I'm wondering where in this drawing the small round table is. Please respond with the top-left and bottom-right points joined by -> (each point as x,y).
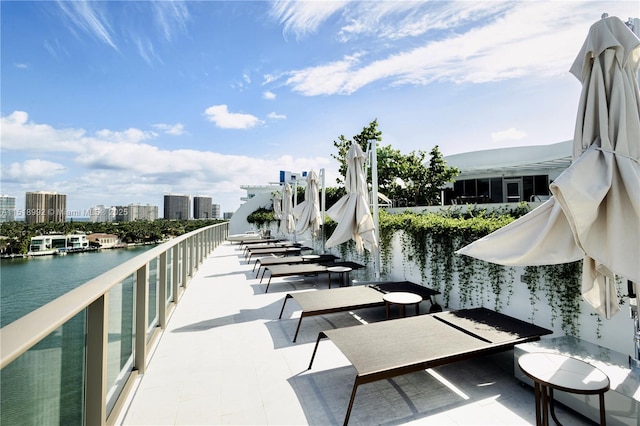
326,266 -> 352,288
382,292 -> 423,319
301,254 -> 320,262
518,352 -> 610,426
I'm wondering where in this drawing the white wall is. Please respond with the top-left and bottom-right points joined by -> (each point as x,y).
236,206 -> 636,358
228,192 -> 274,234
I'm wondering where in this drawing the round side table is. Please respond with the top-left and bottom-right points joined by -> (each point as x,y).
301,254 -> 320,262
326,266 -> 352,288
518,352 -> 610,426
382,292 -> 423,319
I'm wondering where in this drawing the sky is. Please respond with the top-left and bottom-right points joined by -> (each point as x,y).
1,1 -> 638,217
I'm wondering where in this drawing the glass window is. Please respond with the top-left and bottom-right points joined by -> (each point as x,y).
477,179 -> 490,202
523,176 -> 534,202
490,178 -> 503,203
534,175 -> 549,195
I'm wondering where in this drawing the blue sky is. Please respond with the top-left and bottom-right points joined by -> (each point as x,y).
1,1 -> 638,216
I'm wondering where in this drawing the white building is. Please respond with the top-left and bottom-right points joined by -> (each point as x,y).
89,205 -> 116,223
443,140 -> 572,204
0,195 -> 16,222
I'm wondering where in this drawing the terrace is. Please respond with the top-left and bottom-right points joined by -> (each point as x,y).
2,223 -> 636,425
118,239 -> 593,425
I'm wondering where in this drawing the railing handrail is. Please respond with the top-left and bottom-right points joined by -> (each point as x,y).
0,223 -> 225,369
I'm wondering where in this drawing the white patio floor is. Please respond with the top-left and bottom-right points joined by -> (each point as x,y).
119,241 -> 594,425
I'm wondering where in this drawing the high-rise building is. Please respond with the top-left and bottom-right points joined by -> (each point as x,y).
128,203 -> 158,221
212,204 -> 221,219
164,194 -> 190,220
89,205 -> 115,222
25,191 -> 67,224
0,195 -> 16,222
193,196 -> 212,219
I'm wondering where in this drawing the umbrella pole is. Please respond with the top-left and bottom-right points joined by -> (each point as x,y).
624,17 -> 640,370
630,280 -> 640,370
369,140 -> 381,278
320,168 -> 326,254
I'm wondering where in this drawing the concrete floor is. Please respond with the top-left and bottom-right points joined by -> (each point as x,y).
119,241 -> 595,425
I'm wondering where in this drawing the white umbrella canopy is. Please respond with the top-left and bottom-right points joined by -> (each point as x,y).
273,192 -> 282,220
292,170 -> 322,237
457,15 -> 640,319
279,183 -> 295,235
326,143 -> 378,254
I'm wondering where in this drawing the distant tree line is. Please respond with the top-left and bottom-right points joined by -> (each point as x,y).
0,219 -> 225,255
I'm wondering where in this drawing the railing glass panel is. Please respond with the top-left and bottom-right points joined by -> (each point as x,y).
106,275 -> 135,416
178,242 -> 183,287
148,257 -> 159,332
0,311 -> 86,425
166,249 -> 173,305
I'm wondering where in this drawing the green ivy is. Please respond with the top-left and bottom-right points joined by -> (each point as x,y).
248,204 -> 585,336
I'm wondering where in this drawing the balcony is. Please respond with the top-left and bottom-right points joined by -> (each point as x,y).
0,225 -> 614,425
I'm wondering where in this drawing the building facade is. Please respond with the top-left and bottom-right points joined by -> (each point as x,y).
193,196 -> 213,219
89,205 -> 115,223
164,194 -> 190,220
443,141 -> 572,205
25,191 -> 67,224
0,195 -> 16,222
127,204 -> 158,221
212,204 -> 221,219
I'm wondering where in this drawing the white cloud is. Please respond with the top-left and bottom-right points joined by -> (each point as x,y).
14,63 -> 28,69
153,123 -> 185,135
0,112 -> 339,212
151,0 -> 189,42
269,0 -> 348,38
56,1 -> 117,50
267,112 -> 286,120
263,91 -> 276,100
203,105 -> 263,129
491,128 -> 528,143
95,128 -> 157,143
274,1 -> 615,95
0,111 -> 85,152
1,159 -> 66,182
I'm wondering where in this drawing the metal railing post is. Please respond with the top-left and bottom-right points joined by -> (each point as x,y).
158,252 -> 167,329
85,294 -> 108,426
135,265 -> 148,374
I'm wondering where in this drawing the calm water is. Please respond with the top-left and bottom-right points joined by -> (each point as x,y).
0,245 -> 156,327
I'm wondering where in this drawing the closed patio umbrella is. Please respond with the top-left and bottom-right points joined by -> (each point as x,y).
279,183 -> 295,235
326,143 -> 378,254
292,170 -> 322,237
457,15 -> 640,319
273,191 -> 282,220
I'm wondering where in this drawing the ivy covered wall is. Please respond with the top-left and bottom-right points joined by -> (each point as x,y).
251,207 -> 634,355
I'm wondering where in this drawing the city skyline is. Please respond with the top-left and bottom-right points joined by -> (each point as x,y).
1,1 -> 638,214
1,192 -> 221,221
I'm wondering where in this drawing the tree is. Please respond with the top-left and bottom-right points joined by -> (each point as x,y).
331,120 -> 459,207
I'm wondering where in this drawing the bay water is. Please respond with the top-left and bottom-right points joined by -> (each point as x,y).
1,245 -> 157,425
1,245 -> 155,327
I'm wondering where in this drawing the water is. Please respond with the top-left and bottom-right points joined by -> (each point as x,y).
1,245 -> 156,425
1,245 -> 155,327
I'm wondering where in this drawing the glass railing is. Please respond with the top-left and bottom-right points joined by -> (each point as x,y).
0,222 -> 228,426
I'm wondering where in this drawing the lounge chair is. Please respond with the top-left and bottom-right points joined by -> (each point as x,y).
261,261 -> 365,293
245,245 -> 311,263
307,307 -> 553,425
253,253 -> 339,276
278,281 -> 440,342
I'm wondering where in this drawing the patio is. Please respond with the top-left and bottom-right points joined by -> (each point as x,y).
119,241 -> 594,425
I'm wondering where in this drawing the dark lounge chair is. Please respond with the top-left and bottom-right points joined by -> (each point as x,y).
261,261 -> 365,293
245,246 -> 312,263
307,307 -> 553,425
253,253 -> 339,277
278,281 -> 440,342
